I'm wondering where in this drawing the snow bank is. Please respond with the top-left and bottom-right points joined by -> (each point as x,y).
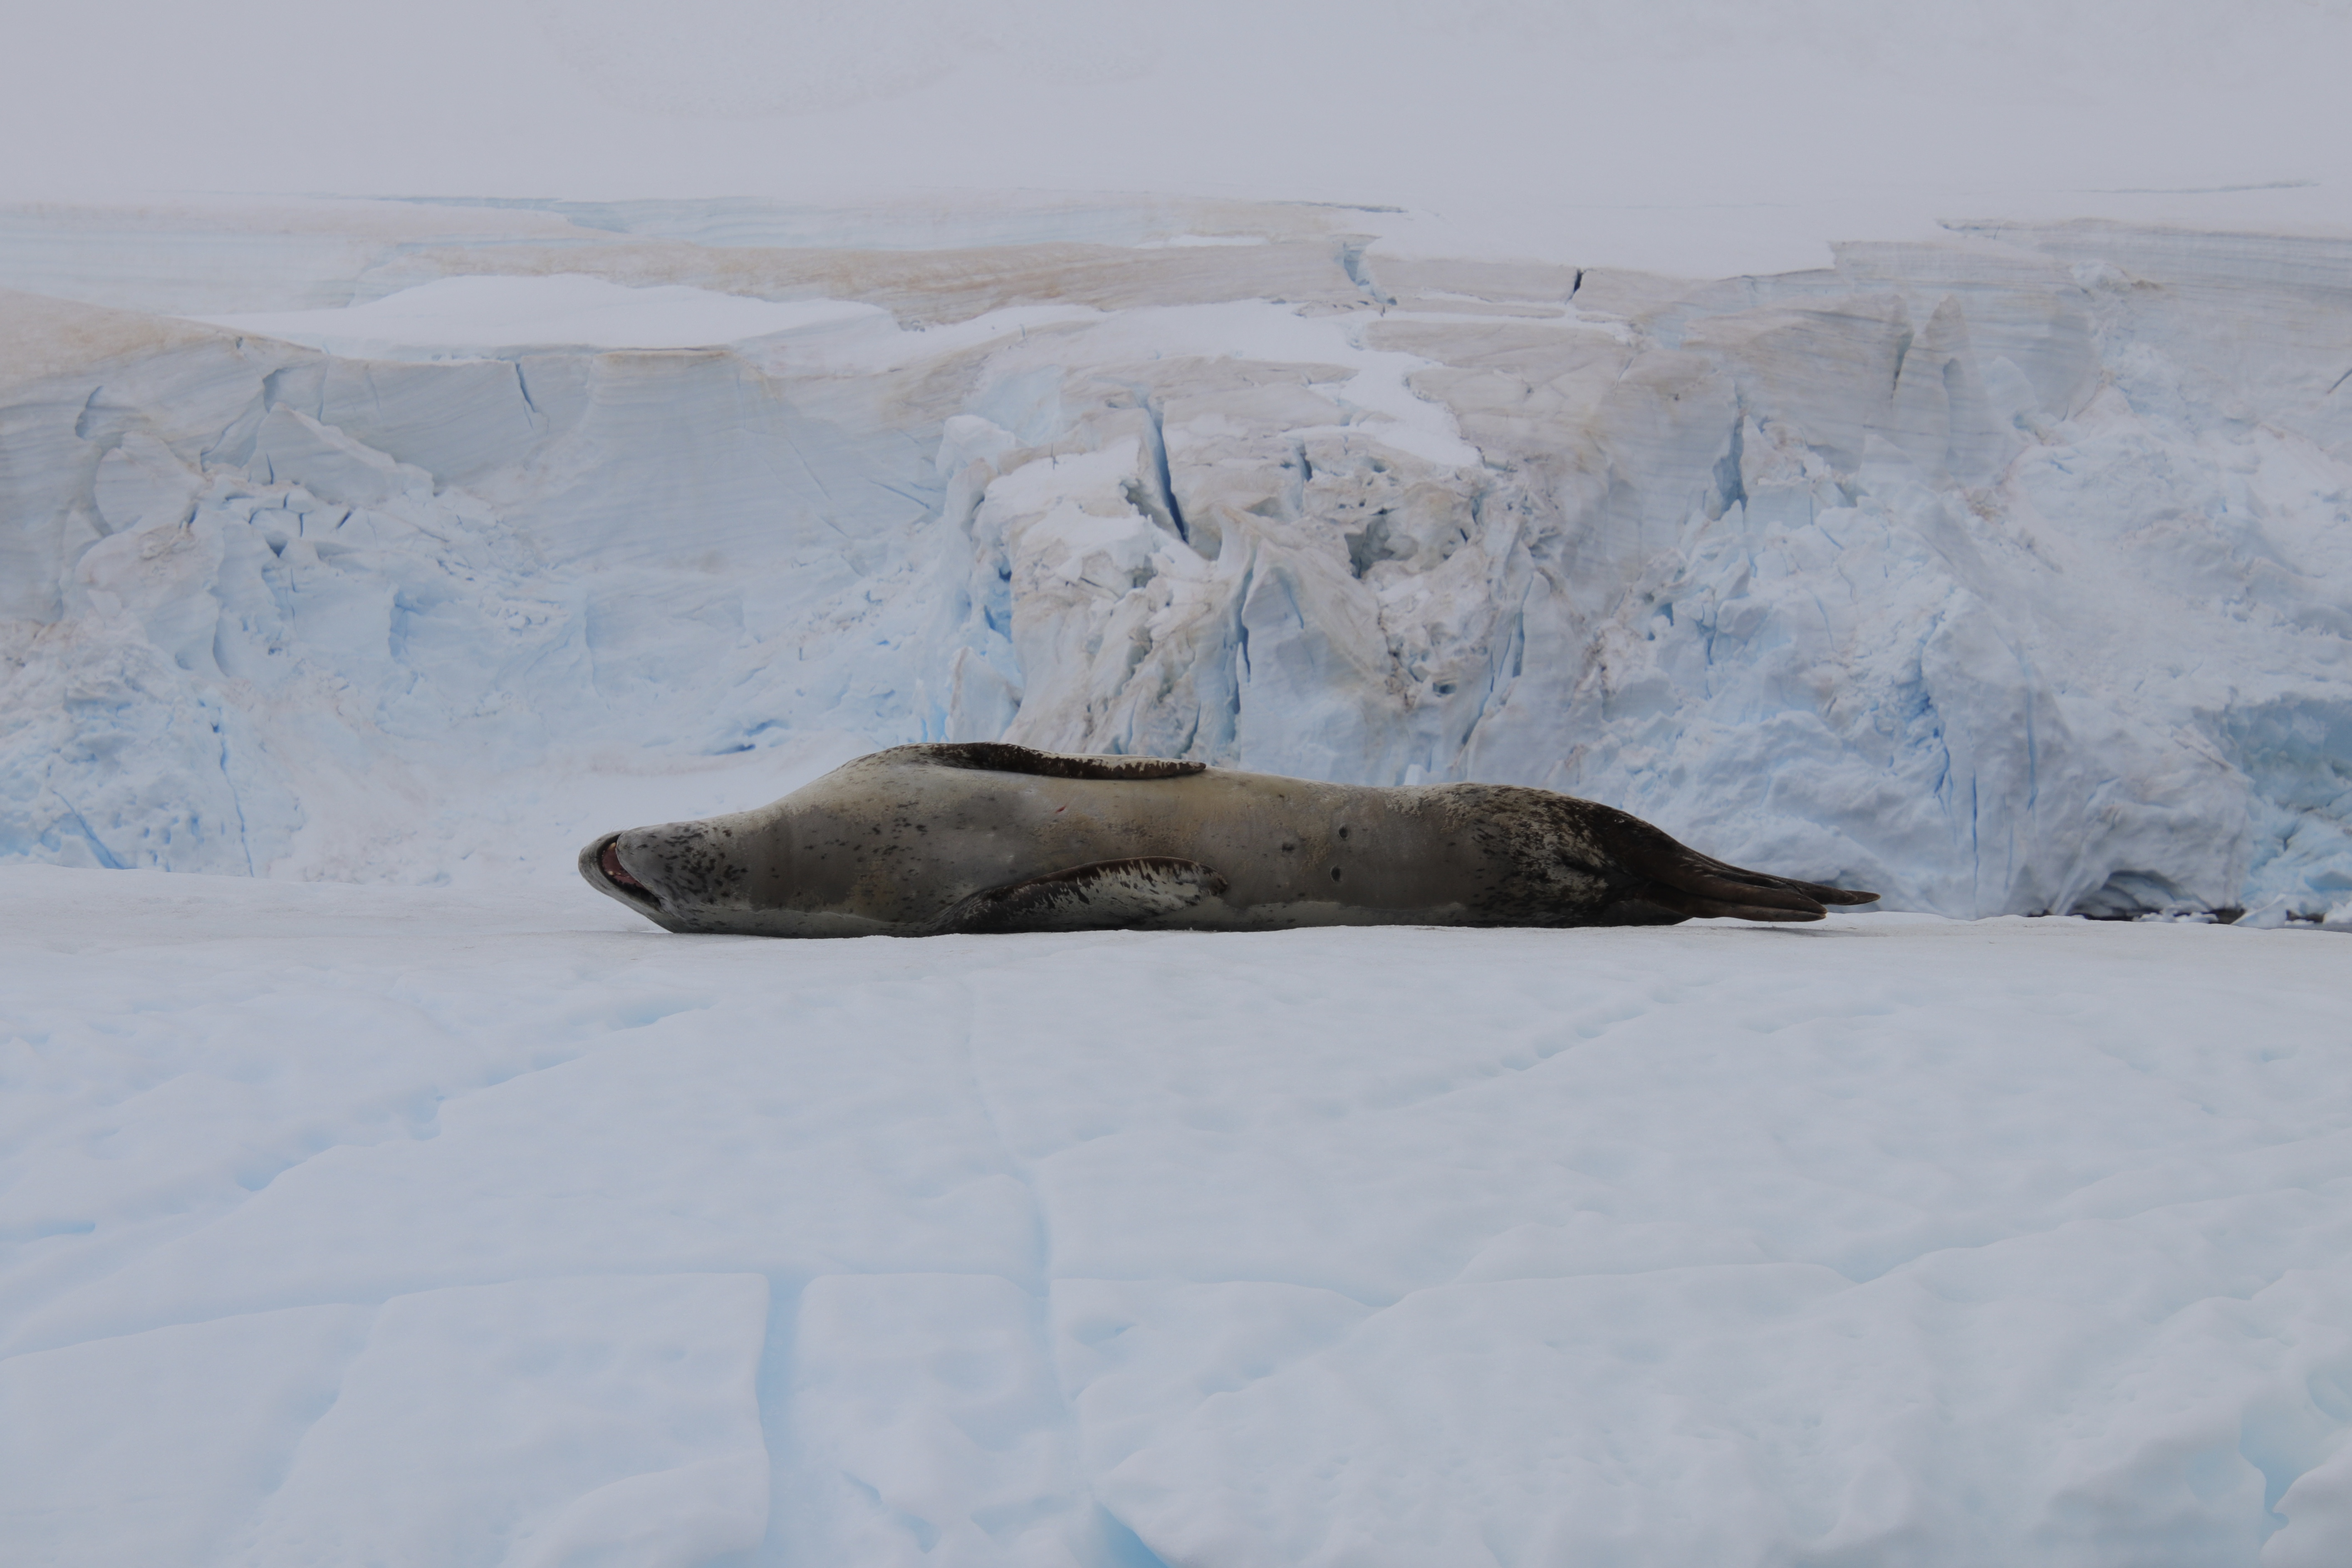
200,274 -> 890,357
2,867 -> 2347,1565
2,203 -> 2346,918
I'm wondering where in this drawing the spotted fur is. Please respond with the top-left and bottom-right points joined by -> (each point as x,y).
580,744 -> 1877,936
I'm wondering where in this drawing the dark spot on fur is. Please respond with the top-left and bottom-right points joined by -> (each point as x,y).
1331,866 -> 1344,882
1337,825 -> 1350,839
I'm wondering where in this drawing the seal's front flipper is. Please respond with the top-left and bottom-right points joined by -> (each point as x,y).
896,742 -> 1207,782
920,858 -> 1230,936
1574,801 -> 1879,925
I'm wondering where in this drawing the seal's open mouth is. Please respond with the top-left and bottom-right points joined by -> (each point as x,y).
594,835 -> 662,909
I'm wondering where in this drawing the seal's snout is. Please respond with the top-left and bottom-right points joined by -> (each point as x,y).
580,830 -> 664,914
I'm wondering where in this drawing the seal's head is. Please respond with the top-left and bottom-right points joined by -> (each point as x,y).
579,817 -> 761,932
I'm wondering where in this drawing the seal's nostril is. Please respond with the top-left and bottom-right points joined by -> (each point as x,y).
601,841 -> 646,891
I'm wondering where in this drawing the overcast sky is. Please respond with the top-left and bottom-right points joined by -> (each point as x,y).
8,1 -> 2349,271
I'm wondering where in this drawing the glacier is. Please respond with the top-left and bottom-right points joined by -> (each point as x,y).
2,198 -> 2350,921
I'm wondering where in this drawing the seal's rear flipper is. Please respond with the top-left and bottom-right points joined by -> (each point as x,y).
1575,801 -> 1879,925
921,857 -> 1230,936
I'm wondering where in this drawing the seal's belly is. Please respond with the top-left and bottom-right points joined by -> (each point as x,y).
788,765 -> 1487,929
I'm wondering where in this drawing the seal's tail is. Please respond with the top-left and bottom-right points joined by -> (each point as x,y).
1579,802 -> 1879,924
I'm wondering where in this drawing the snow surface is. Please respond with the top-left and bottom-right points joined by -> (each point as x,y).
198,276 -> 889,357
3,865 -> 2348,1566
2,205 -> 2348,919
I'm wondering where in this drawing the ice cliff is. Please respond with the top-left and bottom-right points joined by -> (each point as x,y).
1,200 -> 2347,920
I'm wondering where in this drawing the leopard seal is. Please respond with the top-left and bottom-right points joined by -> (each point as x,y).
579,742 -> 1877,936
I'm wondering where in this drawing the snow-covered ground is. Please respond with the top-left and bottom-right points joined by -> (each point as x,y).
2,865 -> 2347,1566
